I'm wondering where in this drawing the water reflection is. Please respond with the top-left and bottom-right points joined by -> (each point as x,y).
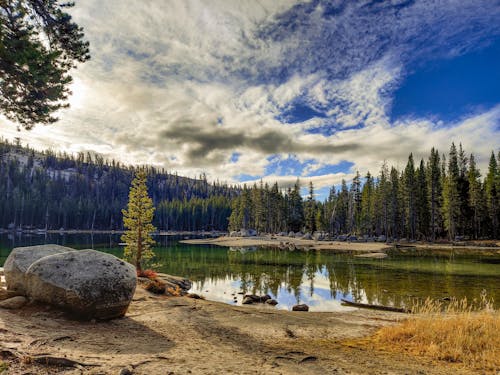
1,234 -> 499,311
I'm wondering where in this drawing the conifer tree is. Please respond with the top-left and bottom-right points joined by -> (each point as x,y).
360,171 -> 375,235
442,143 -> 461,240
485,152 -> 499,238
121,170 -> 157,272
427,148 -> 442,240
304,181 -> 316,233
404,154 -> 417,239
468,154 -> 484,239
416,159 -> 430,239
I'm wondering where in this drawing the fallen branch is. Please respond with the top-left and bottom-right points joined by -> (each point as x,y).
340,299 -> 410,313
27,355 -> 100,368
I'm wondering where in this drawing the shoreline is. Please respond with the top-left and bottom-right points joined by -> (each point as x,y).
181,235 -> 500,256
0,286 -> 471,374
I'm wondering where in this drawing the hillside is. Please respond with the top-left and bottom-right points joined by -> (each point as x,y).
0,139 -> 237,232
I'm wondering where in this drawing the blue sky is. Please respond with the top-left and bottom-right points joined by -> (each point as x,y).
1,0 -> 499,199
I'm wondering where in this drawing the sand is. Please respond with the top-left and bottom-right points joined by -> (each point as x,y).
181,236 -> 500,256
0,286 -> 477,375
181,236 -> 390,253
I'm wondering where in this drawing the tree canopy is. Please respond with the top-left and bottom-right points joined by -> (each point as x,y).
0,0 -> 89,129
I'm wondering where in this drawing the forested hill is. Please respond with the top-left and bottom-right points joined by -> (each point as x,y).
0,139 -> 237,231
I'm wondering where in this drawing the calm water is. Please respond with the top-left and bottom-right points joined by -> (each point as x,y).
1,233 -> 499,311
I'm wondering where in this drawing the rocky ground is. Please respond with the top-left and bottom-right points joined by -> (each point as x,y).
0,285 -> 478,375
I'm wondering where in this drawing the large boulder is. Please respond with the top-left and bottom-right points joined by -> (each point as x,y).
25,250 -> 136,320
3,244 -> 73,294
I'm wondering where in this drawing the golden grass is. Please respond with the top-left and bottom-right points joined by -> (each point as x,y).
374,292 -> 500,372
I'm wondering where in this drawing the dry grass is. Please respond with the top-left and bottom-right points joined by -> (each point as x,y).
375,292 -> 500,373
143,278 -> 167,294
166,284 -> 182,297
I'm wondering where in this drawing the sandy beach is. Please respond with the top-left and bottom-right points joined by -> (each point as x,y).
0,286 -> 476,375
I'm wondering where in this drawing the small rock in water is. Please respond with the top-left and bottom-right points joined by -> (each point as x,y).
0,296 -> 28,309
242,296 -> 254,305
292,304 -> 309,312
265,299 -> 278,306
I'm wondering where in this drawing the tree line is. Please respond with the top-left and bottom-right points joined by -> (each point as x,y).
1,139 -> 499,239
229,143 -> 500,240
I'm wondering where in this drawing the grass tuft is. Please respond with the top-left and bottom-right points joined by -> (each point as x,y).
375,291 -> 500,372
143,278 -> 166,294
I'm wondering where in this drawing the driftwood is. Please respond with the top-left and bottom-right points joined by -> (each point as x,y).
28,355 -> 99,367
340,299 -> 410,313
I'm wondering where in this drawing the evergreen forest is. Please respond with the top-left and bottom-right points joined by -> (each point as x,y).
1,139 -> 499,240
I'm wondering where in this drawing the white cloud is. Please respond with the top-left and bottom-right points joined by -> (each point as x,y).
1,0 -> 498,191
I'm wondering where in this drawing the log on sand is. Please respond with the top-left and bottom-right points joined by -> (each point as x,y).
340,299 -> 410,313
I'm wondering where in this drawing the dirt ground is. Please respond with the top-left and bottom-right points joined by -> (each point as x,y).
0,287 -> 477,375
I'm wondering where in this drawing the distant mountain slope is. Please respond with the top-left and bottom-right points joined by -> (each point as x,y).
0,139 -> 237,231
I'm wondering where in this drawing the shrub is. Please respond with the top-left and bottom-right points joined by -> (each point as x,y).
137,269 -> 158,279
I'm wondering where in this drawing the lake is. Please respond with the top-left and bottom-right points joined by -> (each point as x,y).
1,233 -> 499,311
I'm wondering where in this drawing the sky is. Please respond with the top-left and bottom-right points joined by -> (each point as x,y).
1,0 -> 500,199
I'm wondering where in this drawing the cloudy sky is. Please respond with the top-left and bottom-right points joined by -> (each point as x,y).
1,0 -> 500,197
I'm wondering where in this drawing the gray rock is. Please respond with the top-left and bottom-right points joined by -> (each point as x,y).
302,233 -> 313,240
292,304 -> 309,311
265,299 -> 278,306
229,231 -> 239,237
3,244 -> 74,294
313,232 -> 324,241
288,231 -> 295,238
243,294 -> 271,304
242,296 -> 254,304
0,296 -> 28,309
25,249 -> 136,320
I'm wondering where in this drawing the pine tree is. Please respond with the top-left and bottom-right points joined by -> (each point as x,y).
416,159 -> 430,239
389,167 -> 401,239
349,171 -> 362,234
468,154 -> 484,239
288,180 -> 304,232
377,162 -> 391,237
427,148 -> 442,241
304,181 -> 316,233
485,152 -> 499,238
121,170 -> 157,272
360,171 -> 374,235
442,143 -> 461,240
404,154 -> 417,239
